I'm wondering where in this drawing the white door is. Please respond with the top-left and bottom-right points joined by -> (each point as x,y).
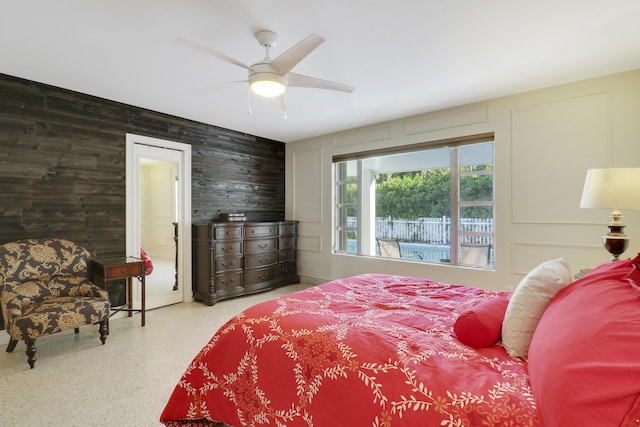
126,134 -> 192,310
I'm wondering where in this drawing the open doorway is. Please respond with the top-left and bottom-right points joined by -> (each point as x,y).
126,134 -> 192,311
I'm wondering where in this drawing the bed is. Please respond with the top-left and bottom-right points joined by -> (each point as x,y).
161,255 -> 640,427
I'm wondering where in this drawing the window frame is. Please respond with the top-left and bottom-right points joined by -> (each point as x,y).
332,133 -> 494,268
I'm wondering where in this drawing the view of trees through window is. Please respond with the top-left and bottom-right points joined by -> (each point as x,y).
334,138 -> 494,268
376,167 -> 492,220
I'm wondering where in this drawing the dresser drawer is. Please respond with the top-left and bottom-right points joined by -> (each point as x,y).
278,261 -> 297,277
215,256 -> 243,272
214,272 -> 243,290
245,224 -> 277,238
98,261 -> 144,280
244,266 -> 277,286
215,240 -> 243,257
245,252 -> 277,269
278,222 -> 297,236
278,249 -> 296,262
244,238 -> 276,254
213,224 -> 243,240
278,236 -> 296,250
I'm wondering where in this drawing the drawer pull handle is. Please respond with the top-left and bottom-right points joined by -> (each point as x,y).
258,272 -> 271,279
121,268 -> 130,274
221,278 -> 235,285
258,243 -> 268,249
221,246 -> 233,252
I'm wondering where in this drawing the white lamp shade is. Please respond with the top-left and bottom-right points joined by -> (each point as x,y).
580,168 -> 640,210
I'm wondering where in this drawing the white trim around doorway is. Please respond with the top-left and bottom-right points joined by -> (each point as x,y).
125,133 -> 192,310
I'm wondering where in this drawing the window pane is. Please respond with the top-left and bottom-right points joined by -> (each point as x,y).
346,183 -> 358,214
459,141 -> 493,166
460,205 -> 493,220
460,174 -> 493,202
335,160 -> 358,253
376,169 -> 451,220
336,228 -> 357,254
457,142 -> 494,267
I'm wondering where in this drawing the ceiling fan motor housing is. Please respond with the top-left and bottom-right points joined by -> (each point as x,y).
249,62 -> 287,97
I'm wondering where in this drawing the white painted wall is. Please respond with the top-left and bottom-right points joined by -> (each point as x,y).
286,69 -> 640,291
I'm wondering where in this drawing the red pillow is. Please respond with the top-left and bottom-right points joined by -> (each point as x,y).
579,254 -> 638,280
528,257 -> 640,426
454,294 -> 510,348
626,264 -> 640,287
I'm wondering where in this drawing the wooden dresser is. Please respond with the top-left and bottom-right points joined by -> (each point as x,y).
192,221 -> 299,305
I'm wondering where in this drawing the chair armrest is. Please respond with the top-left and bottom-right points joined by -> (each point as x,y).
49,275 -> 108,299
78,282 -> 109,299
1,283 -> 27,323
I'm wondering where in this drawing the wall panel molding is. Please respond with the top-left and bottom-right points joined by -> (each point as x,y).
511,92 -> 612,224
404,105 -> 489,135
298,234 -> 323,252
292,147 -> 323,222
333,125 -> 392,147
510,241 -> 604,275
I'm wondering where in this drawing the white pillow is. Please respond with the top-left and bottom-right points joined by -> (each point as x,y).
501,257 -> 572,358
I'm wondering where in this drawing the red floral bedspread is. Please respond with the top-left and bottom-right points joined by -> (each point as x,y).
161,274 -> 538,427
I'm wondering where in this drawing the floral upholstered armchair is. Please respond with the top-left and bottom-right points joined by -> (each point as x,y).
0,238 -> 110,368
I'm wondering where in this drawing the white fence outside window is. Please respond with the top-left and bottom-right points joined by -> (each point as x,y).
347,216 -> 493,245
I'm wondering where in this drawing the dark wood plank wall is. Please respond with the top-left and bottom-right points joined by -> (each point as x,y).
0,73 -> 286,259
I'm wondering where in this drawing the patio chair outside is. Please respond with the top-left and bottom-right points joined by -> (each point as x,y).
376,238 -> 422,260
459,243 -> 492,266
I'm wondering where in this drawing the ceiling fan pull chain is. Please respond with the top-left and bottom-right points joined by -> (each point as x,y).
283,93 -> 288,119
247,86 -> 252,115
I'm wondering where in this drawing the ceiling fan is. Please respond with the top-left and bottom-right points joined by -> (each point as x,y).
176,31 -> 355,98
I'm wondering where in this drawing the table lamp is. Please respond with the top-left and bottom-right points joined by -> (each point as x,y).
580,168 -> 640,261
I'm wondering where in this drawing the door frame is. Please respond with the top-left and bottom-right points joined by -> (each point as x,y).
125,133 -> 192,308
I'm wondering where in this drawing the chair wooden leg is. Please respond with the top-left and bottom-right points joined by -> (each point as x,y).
6,339 -> 18,353
98,320 -> 108,345
25,337 -> 37,369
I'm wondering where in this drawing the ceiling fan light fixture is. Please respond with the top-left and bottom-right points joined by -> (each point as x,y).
249,72 -> 286,97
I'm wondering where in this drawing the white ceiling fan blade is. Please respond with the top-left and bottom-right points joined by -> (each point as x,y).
175,38 -> 254,71
195,80 -> 248,94
288,73 -> 355,93
270,34 -> 325,75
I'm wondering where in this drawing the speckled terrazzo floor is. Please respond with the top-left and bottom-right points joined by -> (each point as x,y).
0,283 -> 312,427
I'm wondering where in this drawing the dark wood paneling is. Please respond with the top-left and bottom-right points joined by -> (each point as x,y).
0,73 -> 286,258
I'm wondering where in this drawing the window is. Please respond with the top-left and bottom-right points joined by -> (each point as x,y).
333,134 -> 494,268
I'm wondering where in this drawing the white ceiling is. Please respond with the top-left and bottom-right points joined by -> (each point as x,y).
2,1 -> 640,143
